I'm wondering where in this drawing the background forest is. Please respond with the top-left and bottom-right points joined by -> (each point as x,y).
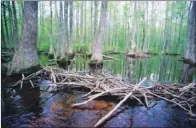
1,1 -> 189,56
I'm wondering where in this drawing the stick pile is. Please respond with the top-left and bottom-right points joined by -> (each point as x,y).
11,66 -> 196,127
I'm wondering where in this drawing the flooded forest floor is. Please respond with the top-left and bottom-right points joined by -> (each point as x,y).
1,52 -> 196,127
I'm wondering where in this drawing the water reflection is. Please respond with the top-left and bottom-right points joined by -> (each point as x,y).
39,54 -> 187,83
60,54 -> 184,83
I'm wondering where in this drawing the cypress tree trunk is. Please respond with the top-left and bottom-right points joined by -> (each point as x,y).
181,1 -> 196,82
144,1 -> 148,52
94,1 -> 98,35
184,2 -> 196,62
131,2 -> 136,52
12,1 -> 19,50
89,1 -> 93,53
49,1 -> 54,55
7,1 -> 39,75
63,1 -> 68,54
55,1 -> 60,58
162,2 -> 169,53
141,4 -> 145,50
1,15 -> 5,48
76,2 -> 79,39
177,3 -> 186,53
80,1 -> 84,51
1,2 -> 6,48
59,1 -> 63,58
7,2 -> 14,48
84,1 -> 87,43
68,1 -> 73,54
90,0 -> 107,64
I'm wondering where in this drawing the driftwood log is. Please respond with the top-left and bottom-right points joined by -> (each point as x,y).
10,66 -> 196,127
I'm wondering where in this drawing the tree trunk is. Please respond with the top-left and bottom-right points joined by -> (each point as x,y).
2,2 -> 8,48
90,0 -> 108,63
7,2 -> 14,48
12,1 -> 19,50
1,15 -> 5,48
19,1 -> 24,40
89,1 -> 93,53
59,1 -> 63,58
63,1 -> 68,54
39,2 -> 42,43
184,1 -> 196,62
181,1 -> 196,83
167,1 -> 174,53
68,1 -> 73,54
55,2 -> 60,58
94,1 -> 98,35
84,1 -> 87,43
49,1 -> 54,54
162,1 -> 169,53
131,2 -> 136,52
125,22 -> 129,52
76,2 -> 79,39
177,2 -> 186,53
80,1 -> 84,51
7,1 -> 39,75
144,1 -> 148,52
141,4 -> 145,50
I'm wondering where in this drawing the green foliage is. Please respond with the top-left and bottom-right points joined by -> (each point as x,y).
39,54 -> 49,66
37,42 -> 49,51
73,43 -> 89,53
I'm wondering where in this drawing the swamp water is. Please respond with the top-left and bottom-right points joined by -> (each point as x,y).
2,54 -> 196,127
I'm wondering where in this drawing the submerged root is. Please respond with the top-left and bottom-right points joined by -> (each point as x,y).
11,66 -> 196,127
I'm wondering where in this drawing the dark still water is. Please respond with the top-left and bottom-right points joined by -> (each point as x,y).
2,54 -> 196,127
2,84 -> 195,128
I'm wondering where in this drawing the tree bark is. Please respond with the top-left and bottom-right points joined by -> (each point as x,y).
68,0 -> 73,54
12,1 -> 19,50
7,2 -> 14,48
144,1 -> 148,52
63,1 -> 68,55
89,2 -> 94,53
91,0 -> 108,63
94,1 -> 98,35
76,2 -> 79,39
84,1 -> 87,43
181,1 -> 196,83
177,3 -> 185,53
7,1 -> 39,75
55,1 -> 60,58
131,2 -> 136,52
162,1 -> 169,53
141,3 -> 145,50
184,1 -> 196,62
49,1 -> 54,54
80,1 -> 84,51
59,1 -> 63,58
1,2 -> 8,48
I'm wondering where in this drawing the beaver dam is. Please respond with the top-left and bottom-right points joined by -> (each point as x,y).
8,66 -> 196,127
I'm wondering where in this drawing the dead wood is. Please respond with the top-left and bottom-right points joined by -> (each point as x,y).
10,66 -> 196,126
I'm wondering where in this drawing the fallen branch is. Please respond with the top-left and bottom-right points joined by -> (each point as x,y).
94,77 -> 147,127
